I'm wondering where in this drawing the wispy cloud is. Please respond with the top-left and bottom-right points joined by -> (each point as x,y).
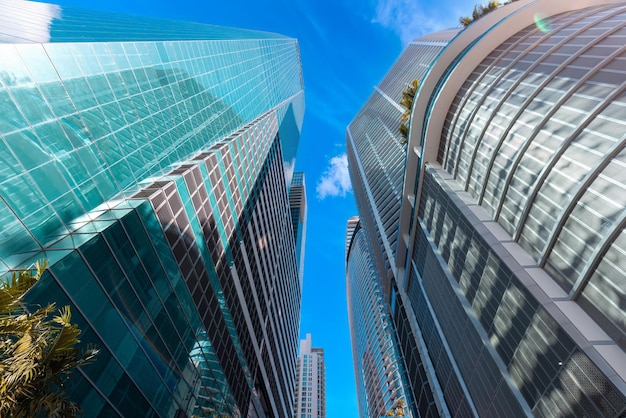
316,154 -> 352,199
372,0 -> 474,44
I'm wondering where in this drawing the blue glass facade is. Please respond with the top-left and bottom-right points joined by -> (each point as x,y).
345,217 -> 412,418
1,1 -> 305,417
289,172 -> 307,287
26,198 -> 239,417
0,1 -> 304,273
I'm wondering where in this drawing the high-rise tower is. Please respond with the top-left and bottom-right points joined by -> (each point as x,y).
348,0 -> 626,416
346,28 -> 459,298
0,1 -> 305,417
294,334 -> 326,418
346,28 -> 459,418
289,171 -> 307,286
346,216 -> 411,418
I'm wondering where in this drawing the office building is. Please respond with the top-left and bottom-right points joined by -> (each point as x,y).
346,216 -> 411,418
0,1 -> 305,417
347,27 -> 459,298
347,0 -> 626,416
347,27 -> 459,418
289,171 -> 307,286
294,334 -> 326,418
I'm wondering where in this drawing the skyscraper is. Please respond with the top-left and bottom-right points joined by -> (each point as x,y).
347,27 -> 460,299
294,334 -> 326,418
347,27 -> 459,418
348,0 -> 626,416
346,216 -> 411,418
289,171 -> 307,286
0,1 -> 305,417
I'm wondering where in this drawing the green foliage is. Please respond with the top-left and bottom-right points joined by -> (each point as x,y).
0,261 -> 98,418
398,79 -> 419,144
459,16 -> 473,27
459,1 -> 500,27
384,398 -> 407,417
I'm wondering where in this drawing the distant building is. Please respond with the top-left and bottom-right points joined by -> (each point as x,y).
289,172 -> 307,286
0,1 -> 305,416
348,0 -> 626,416
294,334 -> 326,418
346,216 -> 412,418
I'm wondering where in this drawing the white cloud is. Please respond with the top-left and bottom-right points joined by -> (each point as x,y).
316,154 -> 352,199
372,0 -> 474,44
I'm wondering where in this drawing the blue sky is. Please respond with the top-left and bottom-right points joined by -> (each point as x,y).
52,0 -> 476,415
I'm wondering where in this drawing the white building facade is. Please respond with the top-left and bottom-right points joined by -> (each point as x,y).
294,334 -> 326,418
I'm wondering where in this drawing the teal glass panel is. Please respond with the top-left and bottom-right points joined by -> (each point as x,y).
58,114 -> 92,148
29,161 -> 70,203
10,86 -> 54,125
75,239 -> 176,414
22,204 -> 66,245
56,156 -> 89,187
0,134 -> 24,177
0,199 -> 39,266
39,83 -> 76,116
1,171 -> 43,218
24,265 -> 158,417
0,89 -> 29,132
0,44 -> 32,87
15,44 -> 60,83
35,121 -> 75,154
3,129 -> 47,170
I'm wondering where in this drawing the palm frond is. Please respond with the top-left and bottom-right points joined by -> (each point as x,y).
0,260 -> 97,417
0,261 -> 45,314
460,16 -> 473,26
397,79 -> 419,145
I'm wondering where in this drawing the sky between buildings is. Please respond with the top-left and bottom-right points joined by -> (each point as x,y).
48,0 -> 478,415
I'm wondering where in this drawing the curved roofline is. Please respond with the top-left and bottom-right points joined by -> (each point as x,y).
395,0 -> 626,401
396,0 -> 625,283
345,216 -> 362,265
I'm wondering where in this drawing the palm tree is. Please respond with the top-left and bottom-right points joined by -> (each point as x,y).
460,1 -> 499,27
459,15 -> 473,27
398,79 -> 419,144
481,1 -> 499,15
0,261 -> 98,417
472,4 -> 482,21
384,398 -> 407,416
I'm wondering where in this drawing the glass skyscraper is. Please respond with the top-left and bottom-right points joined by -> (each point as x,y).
289,171 -> 307,287
346,28 -> 459,299
346,28 -> 459,418
348,0 -> 626,417
0,1 -> 305,417
346,216 -> 411,418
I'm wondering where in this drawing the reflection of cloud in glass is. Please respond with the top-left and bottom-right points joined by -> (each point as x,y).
0,1 -> 61,43
284,158 -> 295,185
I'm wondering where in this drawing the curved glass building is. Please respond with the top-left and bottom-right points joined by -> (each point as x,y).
346,216 -> 412,418
349,0 -> 626,416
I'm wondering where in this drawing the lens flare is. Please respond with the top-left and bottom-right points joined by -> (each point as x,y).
534,13 -> 552,33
